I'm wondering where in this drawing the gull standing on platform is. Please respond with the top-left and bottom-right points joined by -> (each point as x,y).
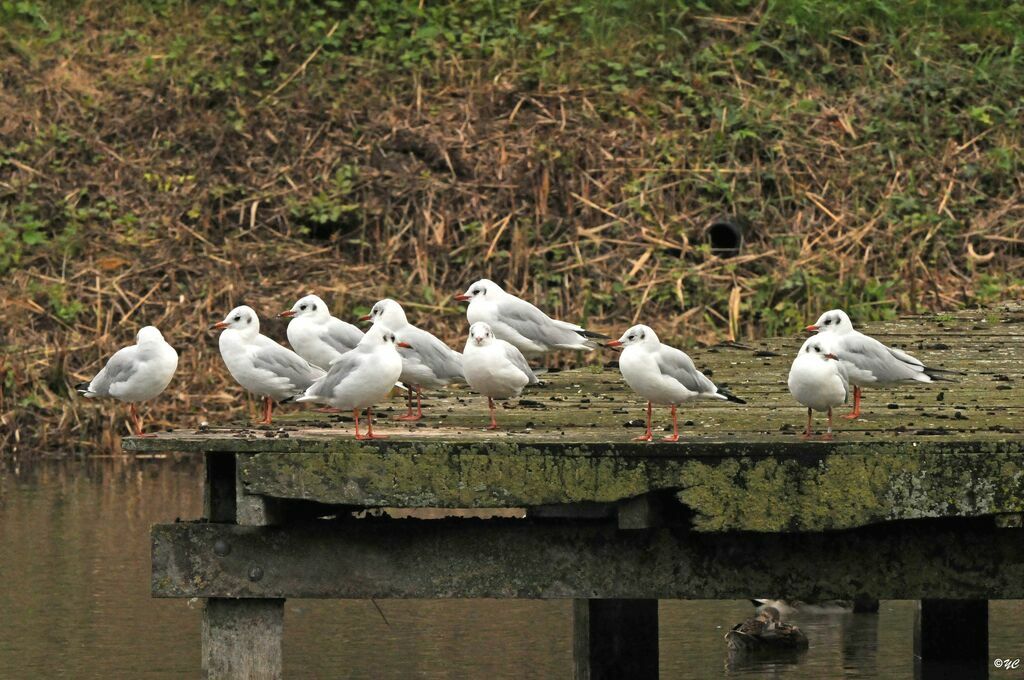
788,336 -> 848,440
76,326 -> 178,437
361,299 -> 464,421
279,294 -> 363,369
807,309 -> 957,419
608,325 -> 745,442
214,305 -> 325,424
455,279 -> 607,357
462,321 -> 539,429
297,325 -> 410,439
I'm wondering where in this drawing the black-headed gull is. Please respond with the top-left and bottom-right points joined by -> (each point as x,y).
455,279 -> 607,357
806,309 -> 956,419
607,324 -> 745,442
360,298 -> 464,421
76,326 -> 178,437
278,294 -> 363,370
213,305 -> 325,424
297,325 -> 410,439
462,321 -> 538,429
788,336 -> 848,440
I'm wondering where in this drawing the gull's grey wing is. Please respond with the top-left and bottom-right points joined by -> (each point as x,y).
838,333 -> 922,381
86,345 -> 139,396
252,340 -> 325,391
304,351 -> 364,399
886,344 -> 925,369
656,346 -> 717,394
503,341 -> 539,385
497,297 -> 584,347
405,325 -> 464,381
322,318 -> 364,354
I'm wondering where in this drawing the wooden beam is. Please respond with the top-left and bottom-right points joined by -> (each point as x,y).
152,517 -> 1024,600
576,599 -> 658,680
203,598 -> 284,680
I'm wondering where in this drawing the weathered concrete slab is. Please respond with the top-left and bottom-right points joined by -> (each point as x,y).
232,445 -> 1024,532
152,517 -> 1024,600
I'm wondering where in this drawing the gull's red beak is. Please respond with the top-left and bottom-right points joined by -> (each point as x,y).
278,310 -> 296,318
825,352 -> 838,360
454,293 -> 470,302
805,324 -> 819,332
396,341 -> 413,349
358,314 -> 372,322
606,340 -> 623,348
211,321 -> 229,330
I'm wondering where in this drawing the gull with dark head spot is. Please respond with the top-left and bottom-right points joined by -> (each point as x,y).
807,309 -> 959,419
360,298 -> 463,421
279,294 -> 363,370
213,305 -> 325,424
455,279 -> 607,357
297,325 -> 409,439
76,326 -> 178,437
462,321 -> 539,430
788,336 -> 848,440
607,324 -> 745,442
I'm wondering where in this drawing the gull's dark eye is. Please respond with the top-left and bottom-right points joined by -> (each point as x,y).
300,304 -> 307,311
627,335 -> 635,341
234,315 -> 241,321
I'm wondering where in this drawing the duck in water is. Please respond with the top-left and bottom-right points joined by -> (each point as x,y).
725,606 -> 809,652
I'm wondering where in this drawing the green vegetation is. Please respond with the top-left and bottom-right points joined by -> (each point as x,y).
1,0 -> 1022,450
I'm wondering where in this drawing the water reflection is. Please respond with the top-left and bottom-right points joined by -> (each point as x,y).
3,457 -> 1024,678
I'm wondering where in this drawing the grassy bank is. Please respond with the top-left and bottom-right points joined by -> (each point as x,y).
2,0 -> 1022,453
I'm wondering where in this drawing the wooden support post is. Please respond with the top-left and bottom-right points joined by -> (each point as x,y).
201,451 -> 285,678
914,599 -> 988,667
203,598 -> 284,680
573,599 -> 658,680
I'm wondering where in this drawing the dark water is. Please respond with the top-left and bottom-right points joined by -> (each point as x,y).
2,457 -> 1024,679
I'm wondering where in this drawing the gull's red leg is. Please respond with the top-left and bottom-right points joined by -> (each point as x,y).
634,401 -> 654,441
365,407 -> 387,439
257,397 -> 274,425
661,404 -> 680,442
801,408 -> 813,439
397,385 -> 423,421
487,397 -> 499,430
843,386 -> 862,419
353,409 -> 365,439
129,403 -> 155,437
822,407 -> 835,441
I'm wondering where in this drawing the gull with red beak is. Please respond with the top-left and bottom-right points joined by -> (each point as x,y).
455,279 -> 607,357
806,309 -> 959,419
279,294 -> 363,370
213,305 -> 325,424
462,321 -> 538,429
787,336 -> 849,440
297,325 -> 410,439
608,324 -> 745,442
76,326 -> 178,437
361,298 -> 463,421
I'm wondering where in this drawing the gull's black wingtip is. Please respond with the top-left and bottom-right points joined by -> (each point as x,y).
720,389 -> 746,405
576,329 -> 611,340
